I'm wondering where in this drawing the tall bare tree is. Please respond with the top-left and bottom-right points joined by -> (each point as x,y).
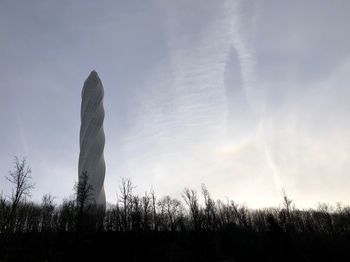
150,188 -> 158,231
142,192 -> 151,230
202,184 -> 216,230
2,157 -> 34,233
119,178 -> 134,230
182,188 -> 201,230
76,171 -> 94,212
158,195 -> 183,231
75,171 -> 94,231
41,194 -> 55,232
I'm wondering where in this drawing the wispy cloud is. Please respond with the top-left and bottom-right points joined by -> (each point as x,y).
224,0 -> 284,193
224,0 -> 258,109
1,0 -> 350,207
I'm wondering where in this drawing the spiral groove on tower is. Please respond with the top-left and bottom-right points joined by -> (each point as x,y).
78,70 -> 106,208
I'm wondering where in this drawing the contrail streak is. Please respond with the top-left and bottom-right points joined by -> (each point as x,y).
225,0 -> 257,109
225,0 -> 282,192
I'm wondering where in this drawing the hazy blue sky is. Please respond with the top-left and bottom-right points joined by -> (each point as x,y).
1,0 -> 350,208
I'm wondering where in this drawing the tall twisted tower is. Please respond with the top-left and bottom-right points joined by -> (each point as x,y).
78,70 -> 106,208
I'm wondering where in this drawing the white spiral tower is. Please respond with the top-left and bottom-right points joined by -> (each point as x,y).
78,70 -> 106,209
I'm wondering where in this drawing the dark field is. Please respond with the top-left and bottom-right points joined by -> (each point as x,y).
1,229 -> 350,262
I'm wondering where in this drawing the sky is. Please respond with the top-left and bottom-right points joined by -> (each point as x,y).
1,0 -> 350,208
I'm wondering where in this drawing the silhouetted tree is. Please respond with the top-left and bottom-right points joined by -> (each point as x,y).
158,195 -> 183,231
141,192 -> 152,230
119,178 -> 134,230
75,171 -> 94,231
151,188 -> 158,231
182,188 -> 201,230
0,192 -> 10,234
2,157 -> 34,234
40,194 -> 55,232
58,198 -> 75,232
202,184 -> 217,230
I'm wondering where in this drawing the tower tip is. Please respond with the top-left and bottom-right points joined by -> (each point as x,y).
82,70 -> 103,97
89,70 -> 99,78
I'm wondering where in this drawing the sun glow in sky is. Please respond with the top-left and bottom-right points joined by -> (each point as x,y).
1,0 -> 350,208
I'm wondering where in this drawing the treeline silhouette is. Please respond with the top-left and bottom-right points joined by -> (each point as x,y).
1,157 -> 350,261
